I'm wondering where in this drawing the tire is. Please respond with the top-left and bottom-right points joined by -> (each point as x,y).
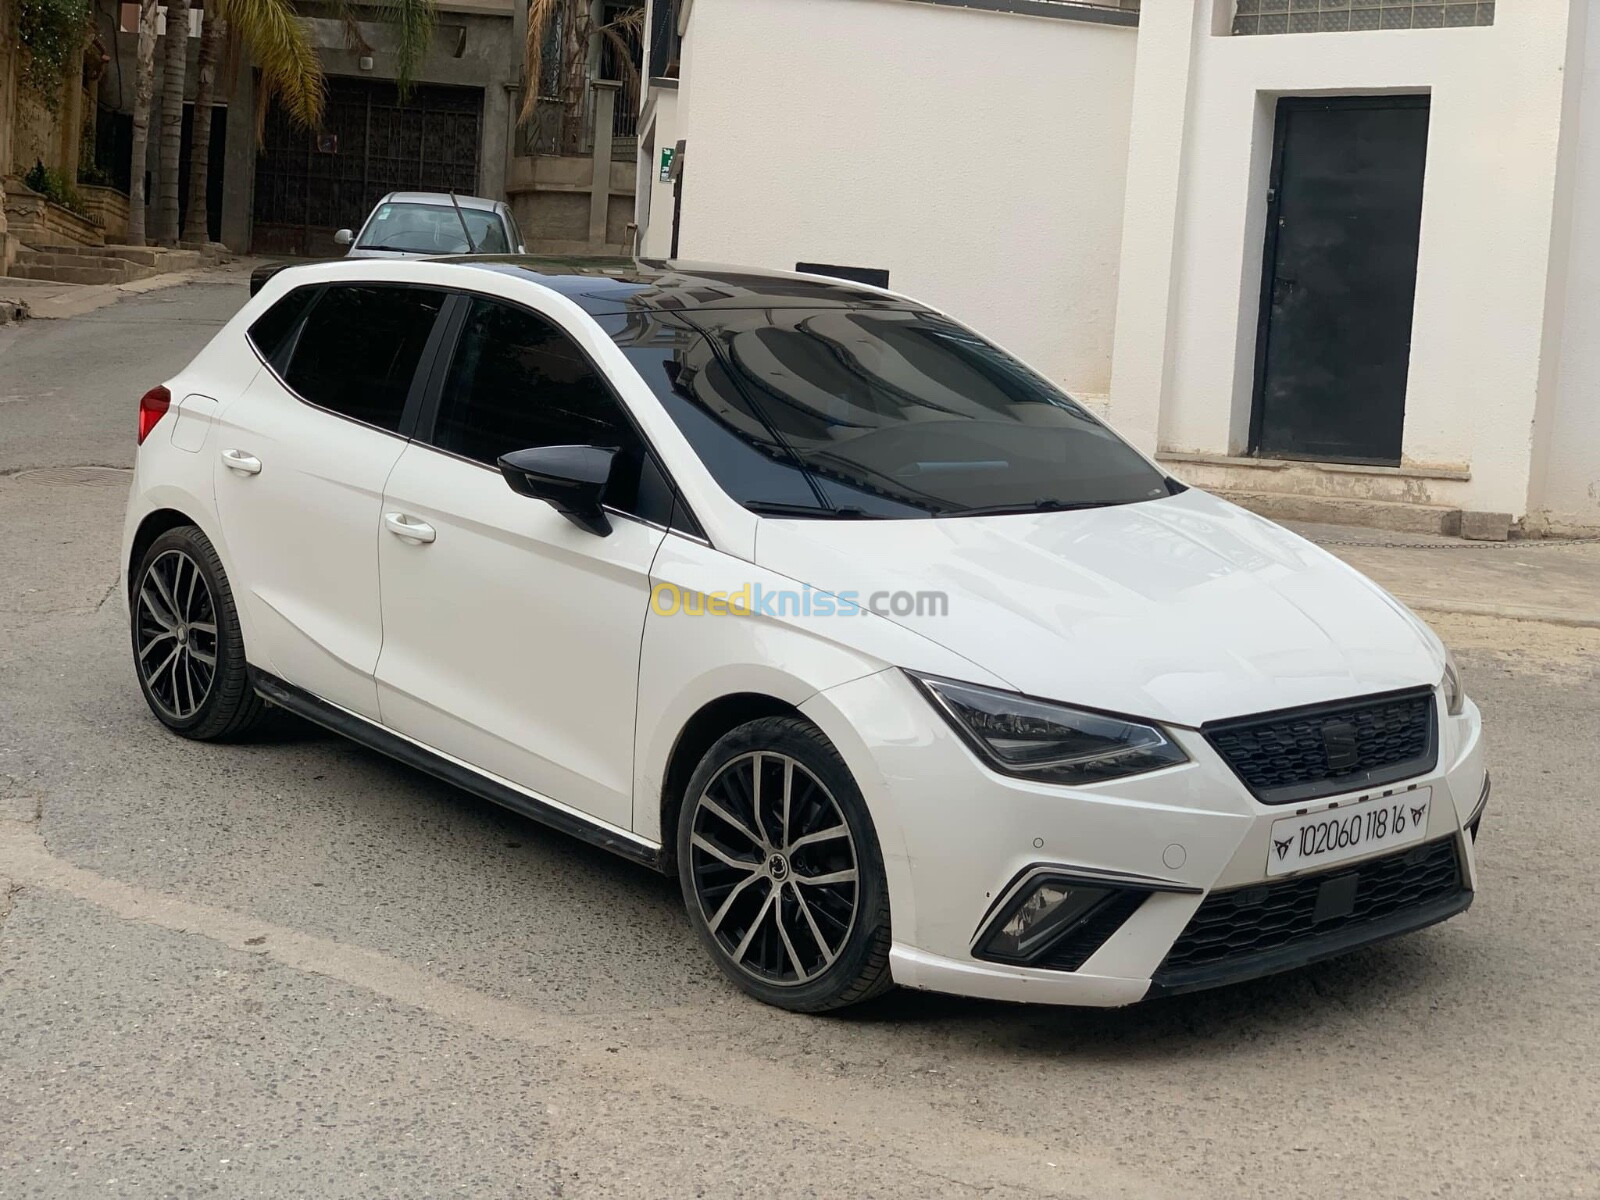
130,524 -> 271,741
677,715 -> 893,1012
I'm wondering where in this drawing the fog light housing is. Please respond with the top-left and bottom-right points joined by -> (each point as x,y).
983,882 -> 1110,963
974,873 -> 1165,972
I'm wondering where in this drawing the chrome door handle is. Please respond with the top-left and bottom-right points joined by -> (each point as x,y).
384,512 -> 436,544
220,448 -> 262,475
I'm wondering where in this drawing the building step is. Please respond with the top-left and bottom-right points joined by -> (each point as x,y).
5,263 -> 133,286
1216,489 -> 1463,535
1160,451 -> 1470,508
16,244 -> 211,273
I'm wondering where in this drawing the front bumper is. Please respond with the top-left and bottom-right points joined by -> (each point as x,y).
804,670 -> 1486,1007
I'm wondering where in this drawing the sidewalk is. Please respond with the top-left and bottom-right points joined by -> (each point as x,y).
0,258 -> 250,320
1287,521 -> 1600,629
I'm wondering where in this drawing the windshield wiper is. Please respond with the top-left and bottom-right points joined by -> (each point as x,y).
934,498 -> 1137,519
356,244 -> 424,253
743,501 -> 886,520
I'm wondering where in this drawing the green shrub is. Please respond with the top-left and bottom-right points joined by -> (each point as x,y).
24,160 -> 90,218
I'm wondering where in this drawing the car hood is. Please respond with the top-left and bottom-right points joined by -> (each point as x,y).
752,489 -> 1443,727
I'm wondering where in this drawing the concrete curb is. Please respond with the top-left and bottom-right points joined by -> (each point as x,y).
1395,594 -> 1600,629
6,267 -> 231,320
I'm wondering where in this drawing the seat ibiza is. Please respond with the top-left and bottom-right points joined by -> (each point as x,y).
123,258 -> 1488,1011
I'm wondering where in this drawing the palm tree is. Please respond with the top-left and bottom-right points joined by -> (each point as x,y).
180,8 -> 225,244
127,0 -> 159,246
175,0 -> 437,251
133,0 -> 322,247
521,0 -> 643,155
153,0 -> 191,244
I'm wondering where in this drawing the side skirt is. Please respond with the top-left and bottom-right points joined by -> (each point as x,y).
251,669 -> 665,872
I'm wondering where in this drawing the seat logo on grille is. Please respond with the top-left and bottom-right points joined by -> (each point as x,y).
1321,720 -> 1360,771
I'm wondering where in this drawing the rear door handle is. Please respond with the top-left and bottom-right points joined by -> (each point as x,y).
384,512 -> 436,544
220,448 -> 262,475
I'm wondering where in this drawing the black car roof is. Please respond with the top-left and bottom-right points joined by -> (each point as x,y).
432,256 -> 927,317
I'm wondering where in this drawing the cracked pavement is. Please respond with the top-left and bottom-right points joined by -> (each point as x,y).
1,280 -> 1598,1198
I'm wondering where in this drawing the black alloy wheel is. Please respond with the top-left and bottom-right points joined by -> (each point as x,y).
131,525 -> 270,740
678,716 -> 892,1011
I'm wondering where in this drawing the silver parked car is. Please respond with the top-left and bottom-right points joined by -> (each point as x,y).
250,192 -> 525,294
335,191 -> 525,258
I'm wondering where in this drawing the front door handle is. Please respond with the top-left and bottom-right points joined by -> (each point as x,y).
220,448 -> 262,475
384,512 -> 436,544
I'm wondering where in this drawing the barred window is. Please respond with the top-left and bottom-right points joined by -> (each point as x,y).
1231,0 -> 1493,35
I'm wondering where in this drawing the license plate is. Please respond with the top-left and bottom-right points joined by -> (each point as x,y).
1266,788 -> 1431,877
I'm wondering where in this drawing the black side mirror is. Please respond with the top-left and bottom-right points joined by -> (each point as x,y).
497,445 -> 618,536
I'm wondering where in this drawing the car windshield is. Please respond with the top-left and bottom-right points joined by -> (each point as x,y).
355,202 -> 509,254
603,306 -> 1174,518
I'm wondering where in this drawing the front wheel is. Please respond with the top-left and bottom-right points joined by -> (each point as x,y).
677,716 -> 893,1012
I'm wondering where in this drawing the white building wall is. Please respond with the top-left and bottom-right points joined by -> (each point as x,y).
637,84 -> 679,259
1540,5 -> 1600,535
1111,1 -> 1582,521
667,0 -> 1137,406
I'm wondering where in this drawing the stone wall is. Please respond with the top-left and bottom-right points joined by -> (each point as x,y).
78,183 -> 129,243
4,185 -> 107,248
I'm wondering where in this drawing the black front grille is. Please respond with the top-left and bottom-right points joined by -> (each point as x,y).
1205,687 -> 1436,804
1155,837 -> 1464,984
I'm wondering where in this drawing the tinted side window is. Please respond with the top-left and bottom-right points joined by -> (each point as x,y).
282,285 -> 445,432
431,298 -> 656,515
247,285 -> 316,366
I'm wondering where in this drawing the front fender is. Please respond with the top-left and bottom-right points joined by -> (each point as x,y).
629,534 -> 1002,844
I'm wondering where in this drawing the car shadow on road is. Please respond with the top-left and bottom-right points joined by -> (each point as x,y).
251,713 -> 1478,1053
830,934 -> 1474,1061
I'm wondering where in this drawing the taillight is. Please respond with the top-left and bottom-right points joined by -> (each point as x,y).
137,385 -> 172,445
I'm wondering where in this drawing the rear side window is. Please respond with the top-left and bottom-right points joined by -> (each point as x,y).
282,284 -> 445,433
247,285 -> 316,366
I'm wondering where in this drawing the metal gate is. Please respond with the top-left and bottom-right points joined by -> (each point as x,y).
1250,96 -> 1430,466
252,77 -> 483,257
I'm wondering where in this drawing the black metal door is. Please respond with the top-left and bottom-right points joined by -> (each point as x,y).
1251,96 -> 1430,465
252,77 -> 482,257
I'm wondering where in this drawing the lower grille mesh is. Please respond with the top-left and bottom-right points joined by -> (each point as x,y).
1158,838 -> 1463,977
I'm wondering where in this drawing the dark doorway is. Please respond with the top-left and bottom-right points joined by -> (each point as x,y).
176,102 -> 227,243
251,76 -> 482,257
1250,96 -> 1430,465
93,103 -> 224,242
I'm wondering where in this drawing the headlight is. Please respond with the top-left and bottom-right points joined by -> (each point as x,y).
1442,648 -> 1465,717
907,673 -> 1188,785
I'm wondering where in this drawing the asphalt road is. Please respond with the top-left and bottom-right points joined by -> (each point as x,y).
2,276 -> 1598,1199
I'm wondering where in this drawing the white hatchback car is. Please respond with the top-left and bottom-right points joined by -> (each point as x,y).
123,258 -> 1489,1012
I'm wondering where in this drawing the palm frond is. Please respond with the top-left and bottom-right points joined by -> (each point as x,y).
326,0 -> 373,56
596,7 -> 643,93
520,0 -> 562,124
373,0 -> 435,98
219,0 -> 325,131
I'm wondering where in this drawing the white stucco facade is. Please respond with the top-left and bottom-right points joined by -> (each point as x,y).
1113,0 -> 1592,530
640,0 -> 1600,536
649,0 -> 1137,407
1539,2 -> 1600,535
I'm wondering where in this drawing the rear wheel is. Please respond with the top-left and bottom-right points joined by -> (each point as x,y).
131,525 -> 270,741
677,716 -> 893,1011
